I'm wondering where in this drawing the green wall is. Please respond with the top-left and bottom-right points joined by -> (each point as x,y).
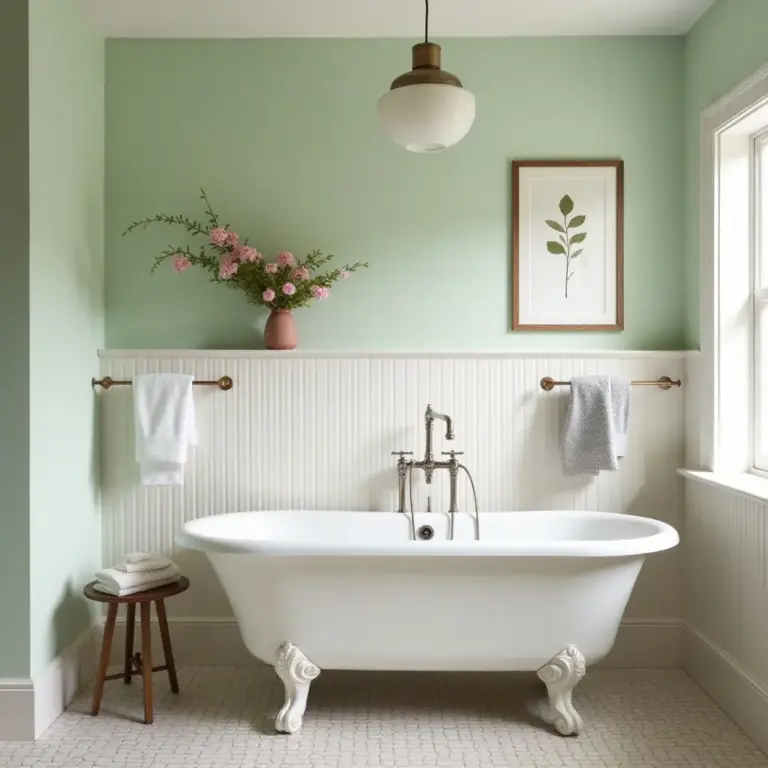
28,0 -> 105,678
0,0 -> 32,680
106,38 -> 685,350
0,0 -> 104,682
684,0 -> 768,346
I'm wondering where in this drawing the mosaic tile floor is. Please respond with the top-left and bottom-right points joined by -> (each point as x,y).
1,666 -> 766,767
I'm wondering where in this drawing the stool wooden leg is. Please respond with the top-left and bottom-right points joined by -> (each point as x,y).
91,603 -> 118,716
156,599 -> 179,694
140,602 -> 153,725
123,603 -> 136,684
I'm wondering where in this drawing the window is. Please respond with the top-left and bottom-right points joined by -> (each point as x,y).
701,69 -> 768,476
754,130 -> 768,471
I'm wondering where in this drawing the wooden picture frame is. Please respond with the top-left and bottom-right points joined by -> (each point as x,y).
512,160 -> 624,331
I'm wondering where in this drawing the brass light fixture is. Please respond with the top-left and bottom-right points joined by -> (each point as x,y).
377,0 -> 476,153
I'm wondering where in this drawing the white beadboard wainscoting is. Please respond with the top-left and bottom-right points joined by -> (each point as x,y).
98,350 -> 686,667
683,478 -> 768,754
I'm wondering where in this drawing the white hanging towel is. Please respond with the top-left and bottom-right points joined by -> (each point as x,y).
561,375 -> 630,476
133,373 -> 197,486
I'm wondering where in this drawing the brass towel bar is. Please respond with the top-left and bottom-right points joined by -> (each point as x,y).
540,376 -> 681,392
92,376 -> 233,391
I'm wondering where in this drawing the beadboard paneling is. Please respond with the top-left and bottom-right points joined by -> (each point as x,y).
685,480 -> 768,689
683,352 -> 707,468
99,352 -> 685,622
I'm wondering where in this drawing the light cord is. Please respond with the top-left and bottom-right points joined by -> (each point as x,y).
425,0 -> 429,43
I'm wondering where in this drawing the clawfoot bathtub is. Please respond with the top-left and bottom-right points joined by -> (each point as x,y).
178,510 -> 678,735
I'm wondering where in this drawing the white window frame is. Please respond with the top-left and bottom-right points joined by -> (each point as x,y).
700,63 -> 768,476
754,130 -> 768,473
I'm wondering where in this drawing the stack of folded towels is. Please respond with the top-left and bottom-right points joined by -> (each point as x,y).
94,553 -> 182,597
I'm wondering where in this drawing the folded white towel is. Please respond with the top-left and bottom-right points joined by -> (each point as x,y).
114,552 -> 174,574
93,574 -> 181,597
561,375 -> 630,476
133,373 -> 198,486
95,563 -> 181,593
125,552 -> 153,563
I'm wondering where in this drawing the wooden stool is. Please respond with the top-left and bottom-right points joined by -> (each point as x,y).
84,577 -> 190,724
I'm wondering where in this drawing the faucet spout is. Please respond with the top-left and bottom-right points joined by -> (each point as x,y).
419,405 -> 456,483
426,405 -> 454,440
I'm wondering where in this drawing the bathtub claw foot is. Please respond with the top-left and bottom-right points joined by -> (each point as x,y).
274,642 -> 320,734
537,645 -> 586,736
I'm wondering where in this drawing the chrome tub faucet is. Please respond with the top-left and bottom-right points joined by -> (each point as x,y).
392,404 -> 461,510
391,405 -> 480,540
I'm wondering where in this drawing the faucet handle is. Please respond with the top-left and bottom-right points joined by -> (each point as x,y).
441,450 -> 464,457
391,451 -> 414,458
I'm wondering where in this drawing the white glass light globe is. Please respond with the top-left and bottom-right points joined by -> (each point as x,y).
377,83 -> 476,153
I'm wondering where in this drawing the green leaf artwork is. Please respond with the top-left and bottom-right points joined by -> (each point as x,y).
546,195 -> 587,298
545,219 -> 565,233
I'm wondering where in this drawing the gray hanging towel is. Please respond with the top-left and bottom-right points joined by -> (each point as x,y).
561,375 -> 631,476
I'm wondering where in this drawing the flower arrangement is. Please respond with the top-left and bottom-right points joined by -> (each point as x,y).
124,189 -> 368,312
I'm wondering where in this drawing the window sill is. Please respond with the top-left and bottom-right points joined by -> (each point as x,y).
678,469 -> 768,503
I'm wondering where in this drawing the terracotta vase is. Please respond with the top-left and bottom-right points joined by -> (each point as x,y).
264,309 -> 297,350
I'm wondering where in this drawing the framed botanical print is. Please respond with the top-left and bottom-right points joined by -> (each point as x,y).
512,160 -> 624,330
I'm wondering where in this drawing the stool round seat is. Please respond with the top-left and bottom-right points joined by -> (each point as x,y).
84,576 -> 190,724
84,577 -> 190,603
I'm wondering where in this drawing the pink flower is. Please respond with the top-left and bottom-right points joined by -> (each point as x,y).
277,251 -> 294,266
311,285 -> 330,300
264,263 -> 278,274
341,270 -> 351,279
173,255 -> 192,272
282,282 -> 296,296
232,244 -> 260,262
262,288 -> 276,302
219,260 -> 239,279
210,227 -> 229,246
293,267 -> 310,281
224,231 -> 239,247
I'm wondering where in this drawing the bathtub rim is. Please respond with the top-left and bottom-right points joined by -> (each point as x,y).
176,510 -> 679,558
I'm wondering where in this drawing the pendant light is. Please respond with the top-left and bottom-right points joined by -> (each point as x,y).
377,0 -> 476,153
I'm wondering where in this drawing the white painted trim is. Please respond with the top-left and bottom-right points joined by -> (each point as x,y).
678,468 -> 768,503
0,679 -> 35,741
684,625 -> 768,756
0,625 -> 102,741
105,617 -> 682,670
603,620 -> 682,668
108,616 -> 256,669
702,63 -> 768,120
754,133 -> 768,472
700,63 -> 768,472
97,349 -> 693,360
32,624 -> 102,739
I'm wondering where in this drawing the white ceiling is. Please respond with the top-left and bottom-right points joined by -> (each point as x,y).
79,0 -> 716,38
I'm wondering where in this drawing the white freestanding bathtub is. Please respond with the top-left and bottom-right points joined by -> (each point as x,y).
178,510 -> 678,736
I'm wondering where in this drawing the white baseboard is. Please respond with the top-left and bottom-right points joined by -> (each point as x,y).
603,620 -> 682,668
684,625 -> 768,755
108,617 -> 682,670
33,624 -> 102,739
0,625 -> 101,742
109,616 -> 256,669
0,679 -> 35,741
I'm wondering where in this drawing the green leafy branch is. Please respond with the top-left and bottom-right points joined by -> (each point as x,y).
124,189 -> 229,241
546,195 -> 587,299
